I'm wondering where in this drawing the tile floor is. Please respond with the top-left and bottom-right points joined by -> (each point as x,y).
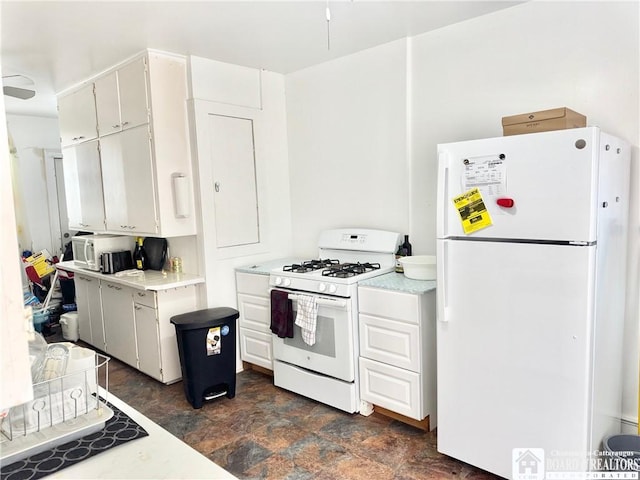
47,330 -> 500,479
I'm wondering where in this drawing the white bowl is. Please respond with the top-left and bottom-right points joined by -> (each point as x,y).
399,255 -> 436,280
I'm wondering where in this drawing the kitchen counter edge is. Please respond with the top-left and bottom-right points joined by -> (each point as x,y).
358,272 -> 436,295
56,261 -> 204,291
44,387 -> 237,479
235,257 -> 301,276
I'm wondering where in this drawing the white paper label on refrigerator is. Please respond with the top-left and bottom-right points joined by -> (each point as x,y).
462,154 -> 506,197
206,327 -> 221,356
452,188 -> 493,234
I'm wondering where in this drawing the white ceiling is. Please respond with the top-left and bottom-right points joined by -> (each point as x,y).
1,1 -> 522,118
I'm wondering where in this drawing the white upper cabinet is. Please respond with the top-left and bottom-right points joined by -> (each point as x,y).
95,57 -> 149,137
57,50 -> 196,237
100,125 -> 158,234
118,57 -> 149,130
94,72 -> 120,136
58,83 -> 98,147
62,140 -> 105,231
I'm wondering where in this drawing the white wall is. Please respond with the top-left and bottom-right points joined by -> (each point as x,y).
6,114 -> 62,256
1,100 -> 34,411
285,39 -> 410,257
6,114 -> 60,151
283,0 -> 639,429
188,58 -> 293,311
409,1 -> 639,429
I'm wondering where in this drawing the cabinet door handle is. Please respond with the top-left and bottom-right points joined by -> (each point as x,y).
122,121 -> 129,126
78,136 -> 85,140
135,305 -> 142,310
112,124 -> 120,129
214,181 -> 220,193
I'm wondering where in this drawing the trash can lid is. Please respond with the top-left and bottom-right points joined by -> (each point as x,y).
170,307 -> 239,330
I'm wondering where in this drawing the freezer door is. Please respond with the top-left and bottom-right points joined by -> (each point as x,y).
437,127 -> 605,242
436,239 -> 596,479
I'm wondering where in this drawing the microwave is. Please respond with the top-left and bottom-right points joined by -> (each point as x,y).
71,235 -> 133,271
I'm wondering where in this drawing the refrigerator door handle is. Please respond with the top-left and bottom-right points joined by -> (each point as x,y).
437,240 -> 449,322
437,152 -> 449,238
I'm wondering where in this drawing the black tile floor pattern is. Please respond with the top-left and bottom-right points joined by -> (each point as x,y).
45,332 -> 501,479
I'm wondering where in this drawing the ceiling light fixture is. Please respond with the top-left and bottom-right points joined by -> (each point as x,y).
2,75 -> 35,100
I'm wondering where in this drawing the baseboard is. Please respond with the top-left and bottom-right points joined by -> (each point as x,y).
242,361 -> 274,377
373,405 -> 430,431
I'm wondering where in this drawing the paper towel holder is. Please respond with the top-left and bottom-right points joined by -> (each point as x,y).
172,172 -> 190,218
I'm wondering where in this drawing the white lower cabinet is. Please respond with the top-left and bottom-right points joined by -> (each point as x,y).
75,274 -> 105,350
236,272 -> 272,370
73,273 -> 197,384
134,303 -> 161,380
239,328 -> 273,368
102,281 -> 138,369
358,285 -> 436,427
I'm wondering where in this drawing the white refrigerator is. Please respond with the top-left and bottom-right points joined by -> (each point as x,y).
436,127 -> 630,479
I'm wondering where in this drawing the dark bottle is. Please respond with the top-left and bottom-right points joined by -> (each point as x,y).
402,235 -> 412,256
133,236 -> 148,270
395,234 -> 412,273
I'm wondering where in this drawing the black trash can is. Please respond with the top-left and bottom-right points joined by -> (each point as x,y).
603,435 -> 640,472
170,307 -> 239,409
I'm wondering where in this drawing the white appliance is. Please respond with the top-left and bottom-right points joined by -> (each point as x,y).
269,228 -> 401,413
71,234 -> 133,271
436,127 -> 630,478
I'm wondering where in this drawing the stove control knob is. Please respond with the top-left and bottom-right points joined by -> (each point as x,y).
328,284 -> 337,294
275,277 -> 282,286
318,283 -> 327,292
283,278 -> 291,287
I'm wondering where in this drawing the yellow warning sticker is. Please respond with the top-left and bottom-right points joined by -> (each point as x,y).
452,188 -> 493,234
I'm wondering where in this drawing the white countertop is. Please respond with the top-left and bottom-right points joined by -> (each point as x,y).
359,272 -> 437,295
235,257 -> 301,275
57,261 -> 205,291
45,388 -> 237,480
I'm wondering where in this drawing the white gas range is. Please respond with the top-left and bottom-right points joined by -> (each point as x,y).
269,228 -> 400,414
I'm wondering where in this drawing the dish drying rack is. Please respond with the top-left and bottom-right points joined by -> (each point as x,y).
0,344 -> 114,465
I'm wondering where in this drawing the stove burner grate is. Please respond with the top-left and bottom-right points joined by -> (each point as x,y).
321,262 -> 381,278
283,258 -> 340,273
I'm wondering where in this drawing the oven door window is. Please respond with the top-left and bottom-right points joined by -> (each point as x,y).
282,314 -> 335,357
272,294 -> 355,383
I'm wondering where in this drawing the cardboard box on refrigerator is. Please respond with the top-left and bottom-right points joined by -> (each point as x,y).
502,107 -> 587,136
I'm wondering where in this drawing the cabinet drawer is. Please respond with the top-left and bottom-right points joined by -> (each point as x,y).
133,289 -> 156,308
359,314 -> 420,372
236,272 -> 270,296
239,327 -> 273,371
358,287 -> 419,324
359,357 -> 423,420
237,293 -> 270,332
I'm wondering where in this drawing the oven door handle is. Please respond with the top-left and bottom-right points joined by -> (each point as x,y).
288,293 -> 347,308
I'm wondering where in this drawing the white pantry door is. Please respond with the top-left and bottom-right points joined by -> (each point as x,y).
207,114 -> 259,248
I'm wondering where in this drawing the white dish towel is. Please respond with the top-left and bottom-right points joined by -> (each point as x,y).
295,294 -> 319,346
